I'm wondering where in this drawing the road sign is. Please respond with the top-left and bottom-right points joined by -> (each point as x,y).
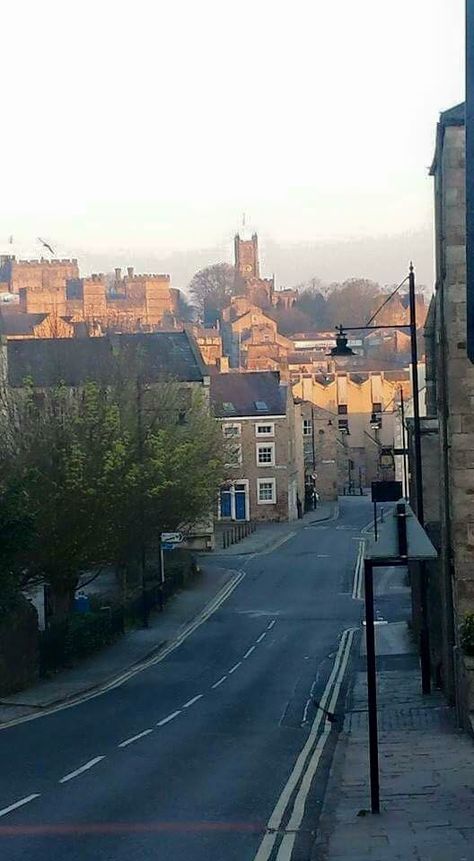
160,532 -> 183,544
161,542 -> 176,551
371,480 -> 402,503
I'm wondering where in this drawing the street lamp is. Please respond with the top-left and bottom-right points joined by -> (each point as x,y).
331,264 -> 430,694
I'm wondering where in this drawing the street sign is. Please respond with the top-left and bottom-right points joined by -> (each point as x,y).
161,542 -> 176,551
371,480 -> 402,503
160,532 -> 183,544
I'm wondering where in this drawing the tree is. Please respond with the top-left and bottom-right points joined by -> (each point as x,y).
188,263 -> 244,323
0,382 -> 130,620
294,287 -> 329,329
324,279 -> 384,328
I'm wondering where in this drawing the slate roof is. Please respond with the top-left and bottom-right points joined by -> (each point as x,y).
6,331 -> 207,388
210,371 -> 286,417
0,311 -> 47,336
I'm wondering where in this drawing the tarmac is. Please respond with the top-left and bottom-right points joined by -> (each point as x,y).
0,501 -> 337,728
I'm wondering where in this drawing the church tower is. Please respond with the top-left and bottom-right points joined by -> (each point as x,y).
234,232 -> 260,280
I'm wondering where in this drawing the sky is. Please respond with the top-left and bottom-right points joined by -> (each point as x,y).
0,0 -> 466,286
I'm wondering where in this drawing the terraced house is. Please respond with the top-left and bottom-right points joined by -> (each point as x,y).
211,370 -> 304,522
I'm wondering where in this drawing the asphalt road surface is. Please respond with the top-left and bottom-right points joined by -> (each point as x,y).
0,497 -> 373,861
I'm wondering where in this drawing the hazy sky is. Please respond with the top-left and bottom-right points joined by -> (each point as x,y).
0,0 -> 465,277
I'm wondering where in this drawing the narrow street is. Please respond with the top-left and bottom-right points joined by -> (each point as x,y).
0,498 -> 371,861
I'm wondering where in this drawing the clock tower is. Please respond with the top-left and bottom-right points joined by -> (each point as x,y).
234,232 -> 260,280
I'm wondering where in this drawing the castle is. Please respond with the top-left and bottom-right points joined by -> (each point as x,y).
0,256 -> 181,337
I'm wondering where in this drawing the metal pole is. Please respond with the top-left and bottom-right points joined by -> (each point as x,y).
364,558 -> 380,814
159,541 -> 165,611
311,405 -> 316,474
400,387 -> 409,500
409,264 -> 431,692
408,264 -> 424,527
373,500 -> 378,541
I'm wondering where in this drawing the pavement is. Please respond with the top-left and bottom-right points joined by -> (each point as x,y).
0,564 -> 239,726
314,567 -> 474,861
213,500 -> 338,556
0,496 -> 369,861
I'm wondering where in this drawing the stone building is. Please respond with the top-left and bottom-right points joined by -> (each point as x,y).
296,399 -> 339,501
211,370 -> 304,522
0,256 -> 79,293
292,368 -> 408,488
0,257 -> 184,338
423,101 -> 474,725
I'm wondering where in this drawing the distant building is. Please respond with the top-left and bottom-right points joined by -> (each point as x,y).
211,370 -> 304,522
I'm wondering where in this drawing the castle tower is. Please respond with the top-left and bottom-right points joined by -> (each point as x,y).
234,233 -> 260,280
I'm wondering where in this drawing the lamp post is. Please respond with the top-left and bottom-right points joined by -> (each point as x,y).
331,264 -> 430,694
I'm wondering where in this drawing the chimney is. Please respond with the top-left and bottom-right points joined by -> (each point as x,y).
127,266 -> 134,278
217,356 -> 229,373
114,267 -> 121,282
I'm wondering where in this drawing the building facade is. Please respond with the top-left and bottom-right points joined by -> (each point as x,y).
423,102 -> 474,725
211,370 -> 304,523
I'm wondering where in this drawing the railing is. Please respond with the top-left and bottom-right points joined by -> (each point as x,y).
222,520 -> 256,549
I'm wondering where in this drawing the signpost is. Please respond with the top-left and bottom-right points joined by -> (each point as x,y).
363,502 -> 437,813
159,532 -> 184,606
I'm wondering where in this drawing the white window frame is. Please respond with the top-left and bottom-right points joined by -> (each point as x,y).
256,442 -> 275,466
257,477 -> 276,504
223,423 -> 241,438
302,418 -> 312,436
255,422 -> 275,438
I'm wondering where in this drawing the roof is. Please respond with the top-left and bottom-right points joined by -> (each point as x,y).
210,371 -> 286,417
6,331 -> 207,388
0,311 -> 47,336
430,102 -> 465,175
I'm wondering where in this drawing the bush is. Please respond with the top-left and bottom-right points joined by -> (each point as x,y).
460,613 -> 474,657
39,607 -> 124,674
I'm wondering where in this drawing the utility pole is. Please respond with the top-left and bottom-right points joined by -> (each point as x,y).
400,387 -> 409,500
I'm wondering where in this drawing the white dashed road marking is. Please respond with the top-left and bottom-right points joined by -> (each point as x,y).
228,662 -> 241,674
118,729 -> 153,748
211,676 -> 227,689
182,694 -> 203,708
0,794 -> 40,818
256,632 -> 267,643
243,646 -> 256,659
156,710 -> 181,727
267,619 -> 276,630
59,756 -> 105,784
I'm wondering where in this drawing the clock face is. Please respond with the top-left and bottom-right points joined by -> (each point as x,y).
245,264 -> 252,272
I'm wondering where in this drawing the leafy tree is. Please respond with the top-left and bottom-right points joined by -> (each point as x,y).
188,263 -> 244,323
0,382 -> 130,620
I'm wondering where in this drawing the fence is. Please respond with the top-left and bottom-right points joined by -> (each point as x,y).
39,551 -> 200,676
222,520 -> 256,549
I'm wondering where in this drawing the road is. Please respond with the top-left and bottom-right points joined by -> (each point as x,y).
0,497 -> 372,861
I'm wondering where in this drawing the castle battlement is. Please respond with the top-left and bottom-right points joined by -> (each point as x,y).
17,258 -> 78,266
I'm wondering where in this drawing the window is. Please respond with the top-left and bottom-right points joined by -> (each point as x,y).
338,404 -> 348,415
257,443 -> 275,465
255,400 -> 269,411
222,401 -> 236,413
256,422 -> 274,437
257,478 -> 276,504
372,402 -> 382,414
338,418 -> 349,432
223,423 -> 241,437
225,443 -> 242,467
302,418 -> 312,436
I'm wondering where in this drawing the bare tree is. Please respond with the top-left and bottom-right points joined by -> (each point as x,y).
188,263 -> 244,323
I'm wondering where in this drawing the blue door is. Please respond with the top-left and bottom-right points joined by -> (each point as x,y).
235,486 -> 246,520
220,490 -> 232,518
